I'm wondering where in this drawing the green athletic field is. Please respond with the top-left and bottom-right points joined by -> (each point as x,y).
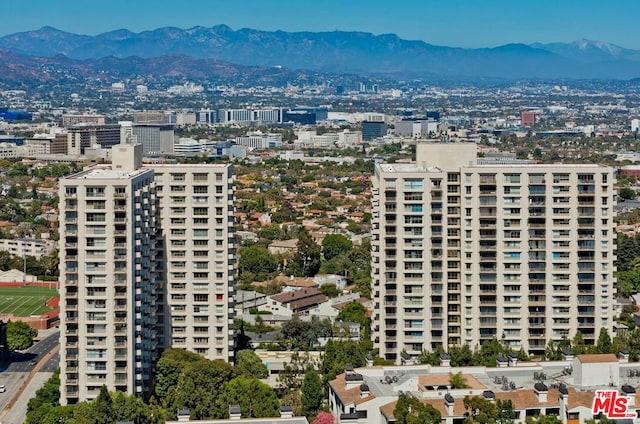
0,286 -> 58,317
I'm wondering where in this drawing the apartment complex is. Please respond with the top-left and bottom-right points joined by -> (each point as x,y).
58,143 -> 235,404
153,164 -> 236,360
371,143 -> 616,363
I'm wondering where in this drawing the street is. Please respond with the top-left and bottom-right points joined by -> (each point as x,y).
0,330 -> 60,424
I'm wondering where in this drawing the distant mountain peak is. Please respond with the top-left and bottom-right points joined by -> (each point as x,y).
0,25 -> 639,79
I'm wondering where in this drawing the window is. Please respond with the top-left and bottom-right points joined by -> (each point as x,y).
403,179 -> 423,189
193,186 -> 208,194
86,187 -> 105,197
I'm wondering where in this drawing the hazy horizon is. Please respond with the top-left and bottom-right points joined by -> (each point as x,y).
2,0 -> 640,49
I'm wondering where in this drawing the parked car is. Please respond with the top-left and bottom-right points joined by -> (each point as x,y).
0,385 -> 6,393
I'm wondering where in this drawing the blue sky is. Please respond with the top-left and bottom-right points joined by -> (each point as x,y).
3,0 -> 640,48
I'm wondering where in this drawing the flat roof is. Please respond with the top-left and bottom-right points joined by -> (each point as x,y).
66,167 -> 150,180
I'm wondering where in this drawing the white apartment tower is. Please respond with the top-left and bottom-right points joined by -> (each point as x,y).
59,143 -> 157,404
153,164 -> 236,360
372,143 -> 616,363
58,143 -> 235,404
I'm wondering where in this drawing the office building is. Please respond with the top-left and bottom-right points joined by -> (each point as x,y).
131,124 -> 175,155
521,111 -> 536,127
395,119 -> 439,138
134,110 -> 168,125
371,143 -> 616,363
361,120 -> 387,141
219,108 -> 282,125
67,125 -> 122,155
58,143 -> 236,404
62,114 -> 106,127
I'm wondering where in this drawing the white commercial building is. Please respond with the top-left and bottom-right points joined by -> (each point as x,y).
372,143 -> 616,363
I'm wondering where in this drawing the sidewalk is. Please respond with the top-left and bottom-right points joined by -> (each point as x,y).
0,371 -> 53,424
0,345 -> 59,424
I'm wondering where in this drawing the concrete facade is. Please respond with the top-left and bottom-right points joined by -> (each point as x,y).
372,143 -> 616,362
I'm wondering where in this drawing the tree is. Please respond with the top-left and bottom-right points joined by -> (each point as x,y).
110,391 -> 157,424
449,371 -> 470,389
258,224 -> 285,241
27,370 -> 60,413
394,393 -> 441,424
235,349 -> 268,379
91,385 -> 114,424
154,348 -> 207,403
301,368 -> 324,419
6,320 -> 37,351
280,316 -> 332,350
619,187 -> 636,200
321,340 -> 367,384
596,327 -> 612,354
322,234 -> 353,261
239,245 -> 278,281
320,283 -> 341,298
463,396 -> 515,424
449,344 -> 474,366
418,349 -> 442,366
293,230 -> 321,277
215,377 -> 280,418
525,415 -> 563,424
572,331 -> 586,355
336,301 -> 371,341
168,359 -> 235,420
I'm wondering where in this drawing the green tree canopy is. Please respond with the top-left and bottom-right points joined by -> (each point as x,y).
168,359 -> 235,420
394,393 -> 442,424
293,230 -> 321,277
280,316 -> 332,350
239,245 -> 278,279
154,348 -> 207,402
235,349 -> 268,379
301,368 -> 324,419
596,327 -> 612,354
215,377 -> 280,419
336,301 -> 371,341
6,320 -> 37,351
463,396 -> 516,424
321,234 -> 353,261
321,340 -> 367,384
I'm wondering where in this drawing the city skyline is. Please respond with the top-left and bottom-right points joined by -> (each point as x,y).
3,0 -> 640,49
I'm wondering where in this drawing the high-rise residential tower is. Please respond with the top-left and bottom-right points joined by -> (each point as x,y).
153,164 -> 236,360
59,143 -> 157,404
371,143 -> 616,363
58,143 -> 235,404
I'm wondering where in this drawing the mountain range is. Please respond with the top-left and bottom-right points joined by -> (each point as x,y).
1,25 -> 640,80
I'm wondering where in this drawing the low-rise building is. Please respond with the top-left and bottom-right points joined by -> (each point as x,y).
267,288 -> 328,316
0,237 -> 56,259
328,354 -> 640,424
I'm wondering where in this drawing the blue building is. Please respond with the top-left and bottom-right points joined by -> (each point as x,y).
1,110 -> 32,121
361,120 -> 387,141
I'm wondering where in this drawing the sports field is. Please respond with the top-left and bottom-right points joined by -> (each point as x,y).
0,285 -> 59,317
